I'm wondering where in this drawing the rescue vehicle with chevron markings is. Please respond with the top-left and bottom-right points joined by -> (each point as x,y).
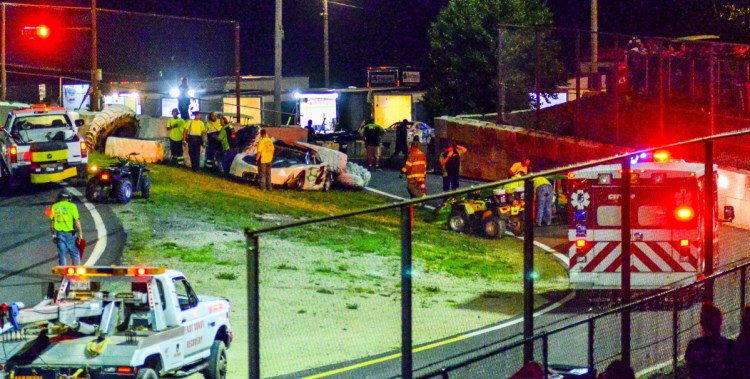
565,151 -> 734,289
0,266 -> 232,379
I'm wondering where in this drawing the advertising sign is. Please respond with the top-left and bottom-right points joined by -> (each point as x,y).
62,84 -> 90,110
298,93 -> 338,133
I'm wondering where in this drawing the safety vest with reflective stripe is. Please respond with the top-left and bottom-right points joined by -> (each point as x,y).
402,149 -> 427,180
206,119 -> 222,133
186,120 -> 207,136
166,117 -> 185,142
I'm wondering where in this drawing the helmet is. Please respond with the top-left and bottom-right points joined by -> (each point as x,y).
57,190 -> 71,200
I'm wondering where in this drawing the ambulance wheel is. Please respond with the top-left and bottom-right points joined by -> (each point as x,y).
115,178 -> 133,204
136,368 -> 159,379
86,179 -> 103,203
141,175 -> 151,199
484,216 -> 506,239
448,208 -> 469,233
203,340 -> 228,379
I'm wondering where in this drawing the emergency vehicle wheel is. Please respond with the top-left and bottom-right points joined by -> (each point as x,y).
448,208 -> 469,233
483,216 -> 506,239
141,175 -> 151,199
86,179 -> 103,203
203,340 -> 228,379
136,368 -> 159,379
115,178 -> 133,204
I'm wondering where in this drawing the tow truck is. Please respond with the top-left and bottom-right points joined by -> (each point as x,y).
0,104 -> 88,189
0,266 -> 232,379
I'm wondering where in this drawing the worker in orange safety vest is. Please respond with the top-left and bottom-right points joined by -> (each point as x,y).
401,142 -> 427,198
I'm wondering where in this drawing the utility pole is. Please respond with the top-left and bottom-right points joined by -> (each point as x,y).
91,0 -> 99,111
2,4 -> 6,101
274,0 -> 283,126
323,0 -> 330,88
590,0 -> 599,90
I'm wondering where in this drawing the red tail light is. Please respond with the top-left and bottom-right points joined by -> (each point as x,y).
80,141 -> 88,158
117,367 -> 134,374
101,172 -> 110,181
9,146 -> 17,163
675,206 -> 695,221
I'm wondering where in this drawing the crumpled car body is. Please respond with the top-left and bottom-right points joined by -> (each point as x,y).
229,140 -> 333,190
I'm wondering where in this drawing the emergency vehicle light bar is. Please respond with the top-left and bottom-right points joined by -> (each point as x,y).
52,266 -> 166,277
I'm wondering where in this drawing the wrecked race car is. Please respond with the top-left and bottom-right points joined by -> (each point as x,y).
228,140 -> 335,190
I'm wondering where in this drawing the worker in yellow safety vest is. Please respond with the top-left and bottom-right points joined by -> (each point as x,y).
205,112 -> 223,169
256,129 -> 275,190
50,191 -> 83,266
401,142 -> 427,198
166,108 -> 186,166
183,111 -> 207,171
508,158 -> 530,177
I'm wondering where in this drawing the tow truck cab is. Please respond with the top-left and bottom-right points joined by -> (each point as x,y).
0,104 -> 88,186
0,266 -> 232,379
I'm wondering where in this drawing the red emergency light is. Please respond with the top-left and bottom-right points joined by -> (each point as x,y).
101,172 -> 110,181
675,206 -> 695,221
576,239 -> 586,249
653,150 -> 670,162
680,239 -> 690,247
80,141 -> 88,158
567,172 -> 576,179
9,146 -> 17,163
136,268 -> 146,276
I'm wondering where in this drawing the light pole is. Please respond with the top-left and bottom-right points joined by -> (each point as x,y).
91,0 -> 99,111
590,0 -> 600,90
323,0 -> 329,88
274,0 -> 283,126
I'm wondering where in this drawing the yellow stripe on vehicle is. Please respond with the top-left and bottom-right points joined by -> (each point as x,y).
30,167 -> 76,184
303,335 -> 469,379
31,149 -> 68,162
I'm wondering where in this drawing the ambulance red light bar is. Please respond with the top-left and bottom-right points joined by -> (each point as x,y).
53,266 -> 166,277
675,206 -> 695,221
653,150 -> 671,162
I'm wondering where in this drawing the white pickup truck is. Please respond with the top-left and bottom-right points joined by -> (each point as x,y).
0,266 -> 232,379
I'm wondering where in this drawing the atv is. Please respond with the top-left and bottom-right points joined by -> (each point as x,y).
447,187 -> 526,238
86,152 -> 150,204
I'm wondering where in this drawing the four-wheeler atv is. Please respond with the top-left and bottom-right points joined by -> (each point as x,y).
86,152 -> 150,204
447,187 -> 526,238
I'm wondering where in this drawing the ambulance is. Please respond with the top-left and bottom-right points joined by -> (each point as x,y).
566,151 -> 734,289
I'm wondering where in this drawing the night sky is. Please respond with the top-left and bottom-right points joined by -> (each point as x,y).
13,0 -> 726,87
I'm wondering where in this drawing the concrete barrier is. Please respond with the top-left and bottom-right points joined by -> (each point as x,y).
105,136 -> 165,163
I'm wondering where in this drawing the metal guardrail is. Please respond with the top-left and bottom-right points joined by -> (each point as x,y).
245,128 -> 750,379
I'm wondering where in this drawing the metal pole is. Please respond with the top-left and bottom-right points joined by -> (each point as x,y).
235,22 -> 241,123
274,0 -> 283,126
59,76 -> 62,105
496,28 -> 505,125
575,31 -> 581,132
710,49 -> 716,135
588,319 -> 595,373
704,140 -> 715,302
91,0 -> 99,111
621,155 -> 632,365
659,53 -> 664,140
523,178 -> 535,362
323,0 -> 330,88
590,0 -> 599,90
247,234 -> 260,379
672,291 -> 679,378
542,335 -> 549,379
614,38 -> 620,143
534,30 -> 540,130
1,4 -> 6,101
742,266 -> 747,308
401,205 -> 413,379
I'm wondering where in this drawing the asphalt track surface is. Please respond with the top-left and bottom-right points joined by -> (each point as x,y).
274,166 -> 750,379
0,183 -> 125,308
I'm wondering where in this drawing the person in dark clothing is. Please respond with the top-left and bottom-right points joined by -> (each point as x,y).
390,119 -> 409,160
177,77 -> 190,120
685,302 -> 736,379
359,119 -> 385,171
305,120 -> 316,142
598,360 -> 635,379
735,306 -> 750,379
440,142 -> 467,191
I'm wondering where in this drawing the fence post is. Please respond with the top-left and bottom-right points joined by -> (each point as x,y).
401,205 -> 414,379
534,29 -> 541,130
704,140 -> 714,302
246,233 -> 260,379
621,155 -> 632,365
235,22 -> 241,123
742,266 -> 747,308
543,335 -> 549,379
588,319 -> 595,374
672,290 -> 679,378
524,178 -> 535,362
